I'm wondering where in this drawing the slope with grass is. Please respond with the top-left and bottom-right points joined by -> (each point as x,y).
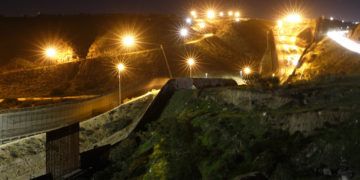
92,77 -> 360,179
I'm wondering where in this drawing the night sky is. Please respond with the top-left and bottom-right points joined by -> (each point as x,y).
0,0 -> 359,20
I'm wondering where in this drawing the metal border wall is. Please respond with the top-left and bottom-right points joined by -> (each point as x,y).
0,92 -> 118,141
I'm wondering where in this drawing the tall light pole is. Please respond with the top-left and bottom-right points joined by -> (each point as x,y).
187,58 -> 195,78
159,44 -> 173,78
120,34 -> 173,78
117,63 -> 125,105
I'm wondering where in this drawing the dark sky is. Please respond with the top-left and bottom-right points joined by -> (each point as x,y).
1,0 -> 359,20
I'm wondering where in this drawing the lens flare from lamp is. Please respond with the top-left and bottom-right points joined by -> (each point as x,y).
187,58 -> 195,66
117,63 -> 125,72
243,67 -> 252,75
207,10 -> 216,19
45,47 -> 57,58
179,28 -> 189,37
284,13 -> 302,23
190,10 -> 197,18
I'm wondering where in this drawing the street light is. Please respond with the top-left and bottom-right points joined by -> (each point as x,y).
121,35 -> 136,48
117,63 -> 125,104
179,28 -> 189,37
45,47 -> 57,59
185,17 -> 192,24
207,10 -> 216,19
119,33 -> 172,78
284,13 -> 302,23
243,66 -> 252,75
190,10 -> 197,18
186,58 -> 195,78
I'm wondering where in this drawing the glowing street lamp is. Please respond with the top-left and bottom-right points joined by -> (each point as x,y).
117,63 -> 125,104
234,11 -> 240,18
179,28 -> 189,37
45,47 -> 57,59
228,11 -> 234,17
185,17 -> 192,24
219,12 -> 224,17
207,10 -> 216,19
284,13 -> 302,23
190,10 -> 197,18
243,66 -> 252,75
122,35 -> 136,48
186,58 -> 195,78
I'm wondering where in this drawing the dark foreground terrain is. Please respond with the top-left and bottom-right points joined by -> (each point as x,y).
74,76 -> 360,180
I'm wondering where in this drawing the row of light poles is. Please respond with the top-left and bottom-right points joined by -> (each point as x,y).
116,34 -> 195,104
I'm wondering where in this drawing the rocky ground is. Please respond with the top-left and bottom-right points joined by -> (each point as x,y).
90,76 -> 360,180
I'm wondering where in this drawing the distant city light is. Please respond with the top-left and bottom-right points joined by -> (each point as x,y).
122,35 -> 136,48
234,11 -> 240,18
235,18 -> 241,22
190,10 -> 197,18
179,28 -> 189,37
219,12 -> 224,17
45,47 -> 57,58
330,17 -> 334,21
342,20 -> 345,23
228,11 -> 234,17
198,22 -> 206,29
207,10 -> 216,19
277,20 -> 283,28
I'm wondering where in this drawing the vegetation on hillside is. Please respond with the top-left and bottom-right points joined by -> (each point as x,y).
92,77 -> 360,179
